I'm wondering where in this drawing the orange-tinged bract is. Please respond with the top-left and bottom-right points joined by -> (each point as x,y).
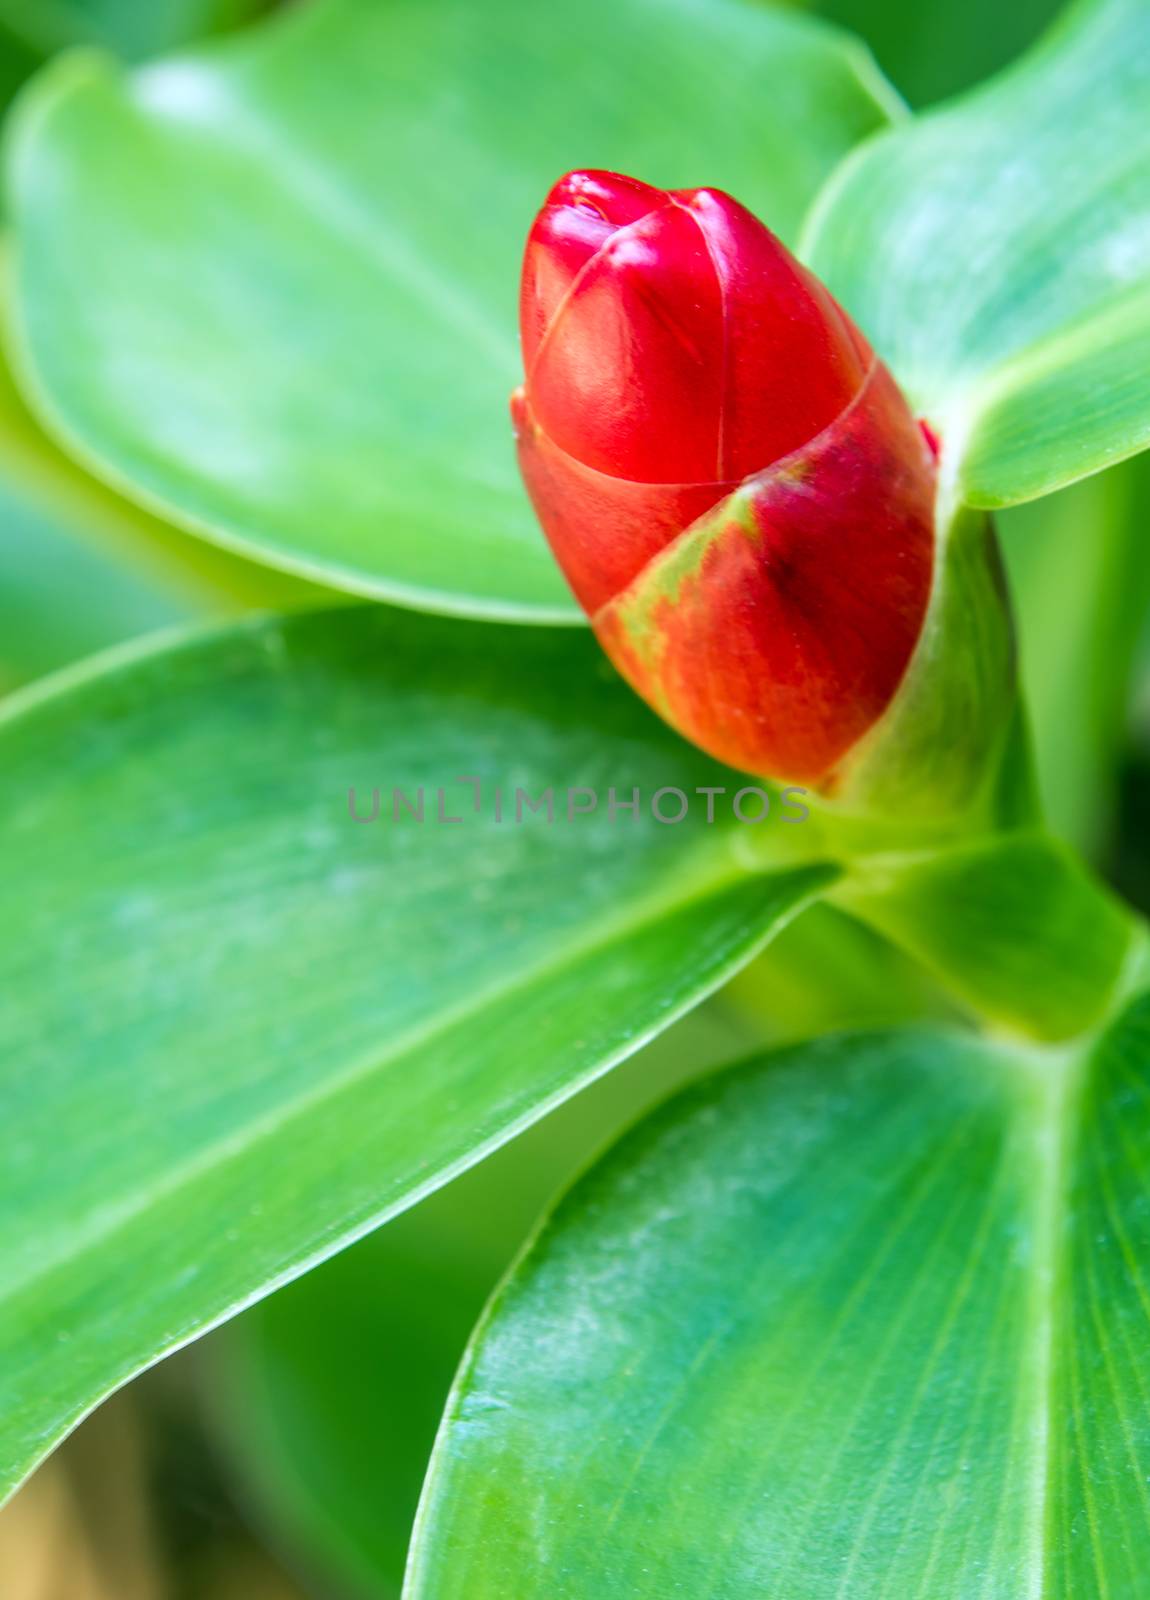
512,169 -> 939,790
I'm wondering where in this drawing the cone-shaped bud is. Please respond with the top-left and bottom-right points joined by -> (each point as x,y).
513,171 -> 1015,816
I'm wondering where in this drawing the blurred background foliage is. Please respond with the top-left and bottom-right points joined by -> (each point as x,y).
811,0 -> 1059,104
1,0 -> 1146,1595
0,0 -> 271,95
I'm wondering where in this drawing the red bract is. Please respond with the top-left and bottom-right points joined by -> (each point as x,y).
512,169 -> 938,790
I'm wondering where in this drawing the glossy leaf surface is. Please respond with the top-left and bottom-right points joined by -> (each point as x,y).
6,0 -> 896,614
0,346 -> 322,692
804,0 -> 1150,507
0,605 -> 829,1501
410,999 -> 1150,1597
214,1002 -> 756,1600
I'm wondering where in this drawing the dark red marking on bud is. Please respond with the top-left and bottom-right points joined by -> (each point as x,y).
919,418 -> 942,460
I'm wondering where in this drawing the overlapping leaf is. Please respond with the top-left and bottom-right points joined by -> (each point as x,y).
409,997 -> 1150,1597
4,0 -> 897,615
0,605 -> 830,1501
0,347 -> 323,691
803,0 -> 1150,506
213,1002 -> 755,1600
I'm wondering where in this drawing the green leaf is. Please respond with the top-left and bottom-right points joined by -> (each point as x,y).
803,0 -> 1150,507
5,0 -> 897,617
0,340 -> 325,692
213,1001 -> 756,1600
0,449 -> 185,691
0,605 -> 830,1502
408,997 -> 1150,1597
214,925 -> 950,1595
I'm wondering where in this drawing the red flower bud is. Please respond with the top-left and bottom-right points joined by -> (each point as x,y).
512,170 -> 947,795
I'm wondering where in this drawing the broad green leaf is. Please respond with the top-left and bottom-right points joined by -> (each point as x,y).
0,344 -> 324,692
213,1002 -> 756,1600
5,0 -> 898,616
0,605 -> 831,1501
215,915 -> 950,1600
803,0 -> 1150,508
409,997 -> 1150,1597
0,460 -> 184,691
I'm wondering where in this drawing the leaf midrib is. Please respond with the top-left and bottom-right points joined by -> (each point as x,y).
1015,1043 -> 1086,1600
0,854 -> 827,1308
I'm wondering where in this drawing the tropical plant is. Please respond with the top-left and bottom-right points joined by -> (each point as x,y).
2,0 -> 1149,1593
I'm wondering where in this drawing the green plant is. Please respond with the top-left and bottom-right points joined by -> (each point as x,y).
2,0 -> 1149,1592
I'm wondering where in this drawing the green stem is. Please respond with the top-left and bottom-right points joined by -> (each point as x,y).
830,634 -> 1150,1043
830,831 -> 1149,1043
742,706 -> 1148,1043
